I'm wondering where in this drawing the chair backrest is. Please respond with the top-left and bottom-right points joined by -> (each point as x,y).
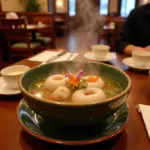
0,30 -> 10,60
0,19 -> 31,52
33,16 -> 56,48
0,19 -> 29,42
33,16 -> 53,25
0,49 -> 2,68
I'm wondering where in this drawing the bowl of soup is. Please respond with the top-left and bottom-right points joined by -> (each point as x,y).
19,61 -> 131,127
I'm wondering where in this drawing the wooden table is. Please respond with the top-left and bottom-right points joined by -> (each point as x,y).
26,24 -> 51,41
0,52 -> 150,150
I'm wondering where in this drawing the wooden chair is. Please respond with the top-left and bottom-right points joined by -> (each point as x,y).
33,16 -> 56,48
33,16 -> 53,25
54,14 -> 69,37
0,19 -> 43,60
0,48 -> 2,68
0,31 -> 8,68
111,21 -> 125,51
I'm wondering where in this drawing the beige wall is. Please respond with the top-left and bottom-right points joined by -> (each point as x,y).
56,0 -> 68,13
1,0 -> 48,12
37,0 -> 48,12
109,0 -> 118,13
1,0 -> 24,12
139,0 -> 150,5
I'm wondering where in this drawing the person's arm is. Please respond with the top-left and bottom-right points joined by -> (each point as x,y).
117,10 -> 137,55
144,45 -> 150,51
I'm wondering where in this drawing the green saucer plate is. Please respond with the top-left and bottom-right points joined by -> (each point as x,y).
17,99 -> 131,146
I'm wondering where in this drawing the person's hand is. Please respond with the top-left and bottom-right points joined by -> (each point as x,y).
124,45 -> 145,55
132,46 -> 145,51
144,45 -> 150,51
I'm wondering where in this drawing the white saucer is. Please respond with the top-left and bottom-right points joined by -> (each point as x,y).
84,52 -> 116,62
123,57 -> 150,71
0,77 -> 21,95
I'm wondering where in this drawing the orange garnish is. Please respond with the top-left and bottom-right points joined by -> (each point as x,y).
69,74 -> 76,81
87,76 -> 99,82
68,79 -> 80,86
50,97 -> 56,101
67,73 -> 80,87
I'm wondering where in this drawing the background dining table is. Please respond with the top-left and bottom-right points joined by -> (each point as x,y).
0,24 -> 52,62
26,24 -> 51,41
0,50 -> 150,150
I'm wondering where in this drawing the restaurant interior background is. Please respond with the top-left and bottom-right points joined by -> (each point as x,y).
0,1 -> 150,149
0,0 -> 149,67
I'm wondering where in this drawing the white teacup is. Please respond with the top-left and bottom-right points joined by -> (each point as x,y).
1,65 -> 30,89
132,50 -> 150,67
92,45 -> 110,60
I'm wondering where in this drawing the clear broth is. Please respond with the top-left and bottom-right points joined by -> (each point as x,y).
28,75 -> 122,103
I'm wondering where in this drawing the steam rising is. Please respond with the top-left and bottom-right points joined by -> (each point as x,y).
69,0 -> 105,52
50,0 -> 106,75
67,0 -> 105,74
49,61 -> 102,77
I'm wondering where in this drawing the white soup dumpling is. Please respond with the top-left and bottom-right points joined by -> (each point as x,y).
51,86 -> 70,101
43,74 -> 66,92
84,76 -> 105,88
72,88 -> 106,104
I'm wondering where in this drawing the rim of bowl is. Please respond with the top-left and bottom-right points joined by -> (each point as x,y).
19,61 -> 131,107
1,65 -> 30,77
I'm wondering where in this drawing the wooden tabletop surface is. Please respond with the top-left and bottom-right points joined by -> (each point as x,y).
26,24 -> 51,31
0,51 -> 150,150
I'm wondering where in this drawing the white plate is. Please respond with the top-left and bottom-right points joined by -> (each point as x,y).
84,52 -> 116,62
123,57 -> 150,71
0,77 -> 21,95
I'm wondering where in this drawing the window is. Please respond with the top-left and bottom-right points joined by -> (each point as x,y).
100,0 -> 109,15
120,0 -> 136,17
48,0 -> 54,12
69,0 -> 76,17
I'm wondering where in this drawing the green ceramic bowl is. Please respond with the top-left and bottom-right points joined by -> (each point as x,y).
19,61 -> 131,127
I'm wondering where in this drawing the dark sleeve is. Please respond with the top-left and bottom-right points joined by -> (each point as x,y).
116,10 -> 136,53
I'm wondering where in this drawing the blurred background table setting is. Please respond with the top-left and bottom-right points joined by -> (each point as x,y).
28,50 -> 79,64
